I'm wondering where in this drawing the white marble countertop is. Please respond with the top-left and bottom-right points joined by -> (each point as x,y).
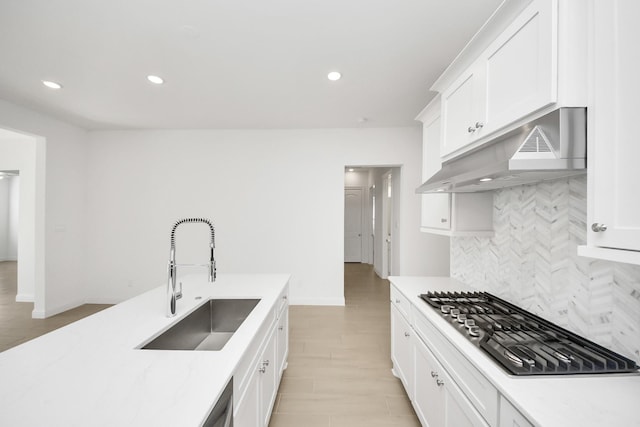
0,274 -> 290,427
389,276 -> 640,427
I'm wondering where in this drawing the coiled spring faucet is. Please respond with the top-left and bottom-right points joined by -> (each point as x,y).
167,218 -> 216,317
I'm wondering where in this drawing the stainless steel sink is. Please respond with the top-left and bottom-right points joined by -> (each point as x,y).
141,298 -> 260,351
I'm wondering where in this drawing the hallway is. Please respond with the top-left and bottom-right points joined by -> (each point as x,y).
0,261 -> 111,352
269,263 -> 420,427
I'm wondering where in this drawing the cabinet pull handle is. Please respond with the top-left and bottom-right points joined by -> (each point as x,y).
404,332 -> 410,337
259,366 -> 266,374
591,223 -> 608,232
475,121 -> 484,129
467,126 -> 476,133
436,379 -> 444,387
440,218 -> 447,223
283,295 -> 288,300
263,360 -> 270,366
395,299 -> 401,304
430,371 -> 438,378
278,326 -> 284,331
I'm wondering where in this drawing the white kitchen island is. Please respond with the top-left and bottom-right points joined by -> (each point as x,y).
0,274 -> 289,427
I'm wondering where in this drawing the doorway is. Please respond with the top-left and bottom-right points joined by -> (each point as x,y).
0,127 -> 43,316
344,166 -> 401,279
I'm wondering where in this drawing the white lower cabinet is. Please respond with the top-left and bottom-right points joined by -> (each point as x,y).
235,289 -> 289,427
390,284 -> 534,427
391,304 -> 414,398
258,327 -> 278,427
235,326 -> 277,427
276,302 -> 289,377
413,327 -> 489,427
234,367 -> 260,427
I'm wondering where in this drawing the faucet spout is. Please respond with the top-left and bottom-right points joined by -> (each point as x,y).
167,217 -> 216,317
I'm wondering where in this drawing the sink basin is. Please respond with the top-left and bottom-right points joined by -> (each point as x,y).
141,298 -> 260,351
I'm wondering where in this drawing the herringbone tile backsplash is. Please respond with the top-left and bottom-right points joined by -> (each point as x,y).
451,175 -> 640,363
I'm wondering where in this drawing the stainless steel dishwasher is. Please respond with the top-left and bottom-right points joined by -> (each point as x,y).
202,378 -> 233,427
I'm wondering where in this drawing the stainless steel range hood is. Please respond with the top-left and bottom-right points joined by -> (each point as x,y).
416,108 -> 586,193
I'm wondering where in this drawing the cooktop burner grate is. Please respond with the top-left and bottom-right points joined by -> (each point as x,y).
419,291 -> 639,376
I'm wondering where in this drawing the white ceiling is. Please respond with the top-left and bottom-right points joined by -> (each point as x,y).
0,0 -> 502,130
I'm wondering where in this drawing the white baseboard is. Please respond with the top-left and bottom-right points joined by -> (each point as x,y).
31,309 -> 46,319
15,293 -> 34,302
290,297 -> 345,306
32,298 -> 86,319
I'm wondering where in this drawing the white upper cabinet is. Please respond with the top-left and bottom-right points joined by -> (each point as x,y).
578,0 -> 640,265
435,0 -> 587,161
417,97 -> 493,237
441,62 -> 487,157
483,0 -> 556,135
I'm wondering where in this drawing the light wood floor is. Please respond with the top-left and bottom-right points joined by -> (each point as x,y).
269,263 -> 420,427
0,261 -> 111,352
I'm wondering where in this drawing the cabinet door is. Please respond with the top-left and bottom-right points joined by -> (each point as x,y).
259,327 -> 278,427
588,0 -> 640,252
234,367 -> 260,427
391,304 -> 413,398
414,337 -> 489,427
484,0 -> 556,135
441,63 -> 486,158
276,306 -> 288,379
421,194 -> 451,231
422,111 -> 442,181
413,337 -> 445,427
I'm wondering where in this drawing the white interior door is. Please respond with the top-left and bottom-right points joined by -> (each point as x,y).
344,188 -> 363,262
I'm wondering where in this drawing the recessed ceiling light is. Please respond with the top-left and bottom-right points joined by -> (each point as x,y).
479,177 -> 493,182
42,80 -> 62,89
327,71 -> 341,81
348,168 -> 355,172
147,75 -> 164,85
436,188 -> 445,192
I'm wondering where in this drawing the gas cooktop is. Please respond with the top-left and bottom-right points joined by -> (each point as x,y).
420,291 -> 639,376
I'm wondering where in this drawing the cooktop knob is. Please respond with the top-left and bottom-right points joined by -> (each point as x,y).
457,314 -> 467,323
450,309 -> 460,318
464,319 -> 476,328
440,305 -> 453,314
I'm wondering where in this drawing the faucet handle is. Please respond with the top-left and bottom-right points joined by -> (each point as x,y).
176,282 -> 183,300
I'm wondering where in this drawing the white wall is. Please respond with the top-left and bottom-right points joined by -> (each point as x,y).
85,128 -> 450,305
0,99 -> 88,317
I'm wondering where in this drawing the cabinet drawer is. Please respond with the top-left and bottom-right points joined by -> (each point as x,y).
413,307 -> 498,426
390,285 -> 410,320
